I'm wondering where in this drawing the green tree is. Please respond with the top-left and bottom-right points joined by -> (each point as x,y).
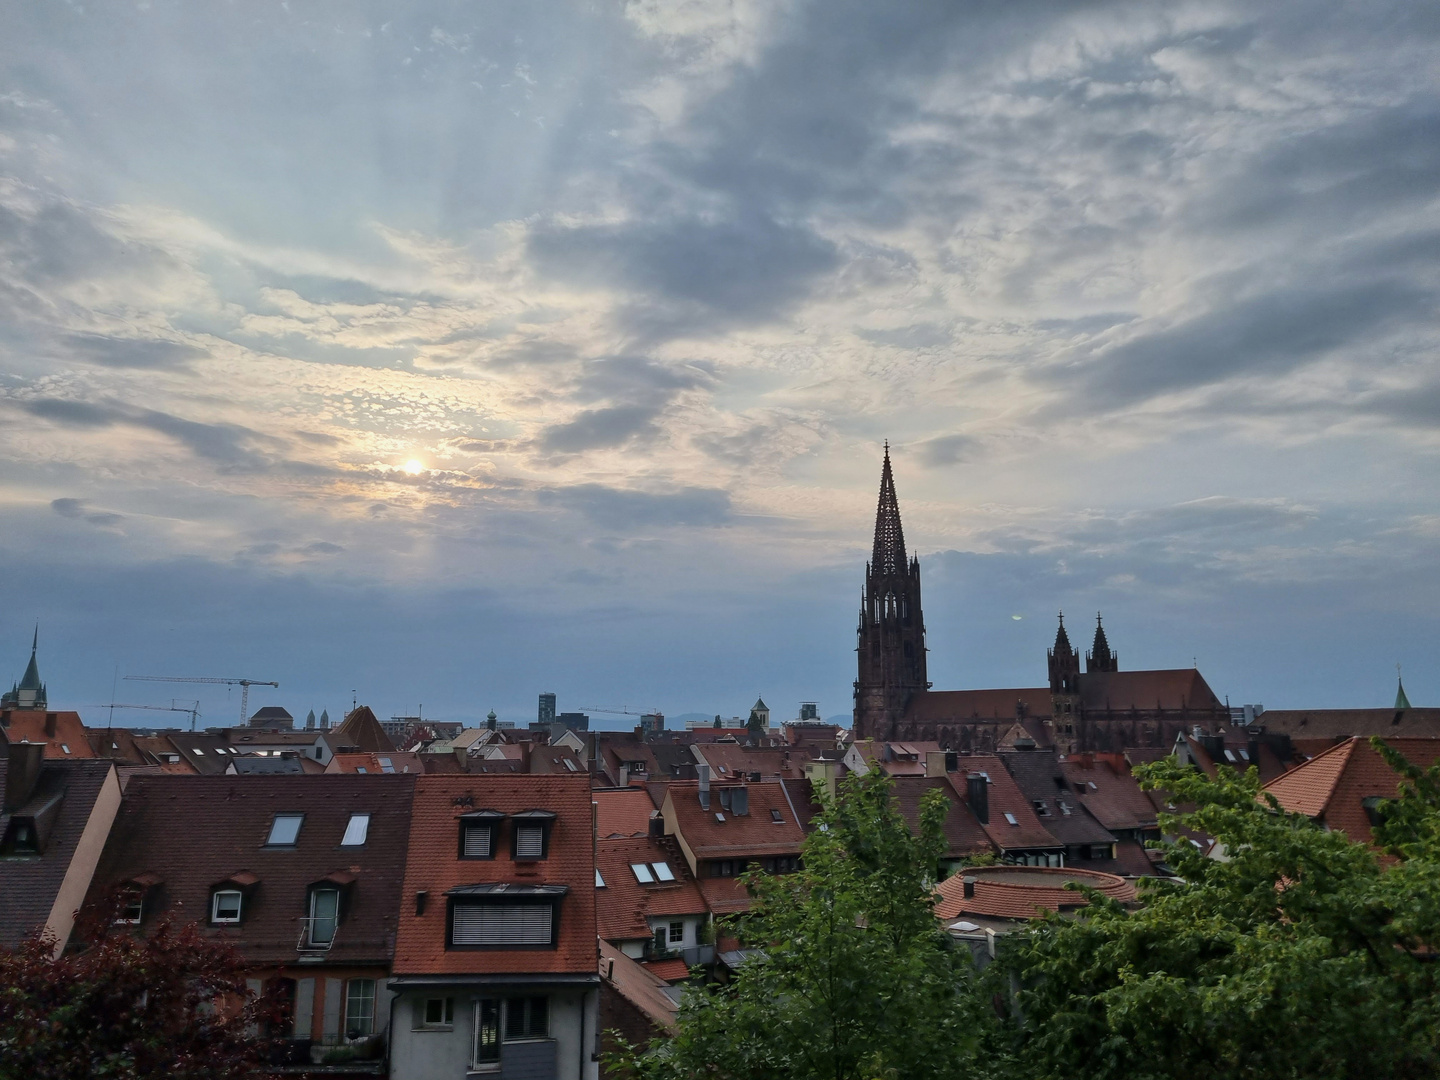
610,770 -> 987,1080
1004,751 -> 1440,1080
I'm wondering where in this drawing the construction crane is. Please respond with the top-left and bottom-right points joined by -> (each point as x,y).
93,701 -> 203,731
124,676 -> 278,725
578,705 -> 661,717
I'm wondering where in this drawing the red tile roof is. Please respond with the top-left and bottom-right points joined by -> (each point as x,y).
693,744 -> 806,781
596,837 -> 707,942
904,689 -> 1053,723
934,865 -> 1134,922
663,781 -> 806,859
392,774 -> 597,976
696,876 -> 753,915
946,754 -> 1062,851
595,788 -> 661,839
1059,753 -> 1158,832
888,776 -> 994,860
1263,737 -> 1440,848
640,957 -> 692,983
0,711 -> 93,758
599,939 -> 678,1032
326,751 -> 423,775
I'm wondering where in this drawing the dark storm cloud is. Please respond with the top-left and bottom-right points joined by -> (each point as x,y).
62,332 -> 209,371
538,483 -> 733,529
533,357 -> 714,454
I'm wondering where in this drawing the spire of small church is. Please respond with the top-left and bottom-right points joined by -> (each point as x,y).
872,441 -> 908,575
1396,665 -> 1412,712
3,624 -> 47,710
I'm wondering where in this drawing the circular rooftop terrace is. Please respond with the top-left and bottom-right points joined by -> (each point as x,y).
934,864 -> 1135,924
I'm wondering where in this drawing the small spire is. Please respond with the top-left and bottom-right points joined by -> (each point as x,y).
1053,611 -> 1072,653
1397,664 -> 1412,712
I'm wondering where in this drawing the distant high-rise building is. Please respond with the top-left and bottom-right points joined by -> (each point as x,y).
798,702 -> 820,722
538,692 -> 556,726
638,712 -> 664,735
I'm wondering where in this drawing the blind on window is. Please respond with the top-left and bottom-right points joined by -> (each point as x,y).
462,824 -> 492,858
452,903 -> 553,945
515,824 -> 544,858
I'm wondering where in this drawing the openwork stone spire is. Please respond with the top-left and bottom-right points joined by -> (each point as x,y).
872,441 -> 908,575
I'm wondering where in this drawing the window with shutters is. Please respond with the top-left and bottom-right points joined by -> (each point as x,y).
504,996 -> 549,1040
514,823 -> 545,859
450,902 -> 557,948
461,822 -> 495,859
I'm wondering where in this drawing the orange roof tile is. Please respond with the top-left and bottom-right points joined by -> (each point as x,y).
594,788 -> 660,839
934,865 -> 1134,922
599,939 -> 678,1032
663,781 -> 806,859
1,710 -> 94,758
946,754 -> 1062,851
596,837 -> 707,942
393,774 -> 597,976
640,958 -> 692,983
697,876 -> 753,915
1262,739 -> 1359,819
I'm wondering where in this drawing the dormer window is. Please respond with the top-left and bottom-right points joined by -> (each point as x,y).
118,891 -> 144,924
212,889 -> 243,923
309,888 -> 340,947
266,813 -> 304,846
459,810 -> 504,859
510,810 -> 556,861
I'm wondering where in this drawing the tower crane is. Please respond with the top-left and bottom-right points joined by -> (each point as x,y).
578,705 -> 661,717
92,701 -> 203,731
124,676 -> 279,725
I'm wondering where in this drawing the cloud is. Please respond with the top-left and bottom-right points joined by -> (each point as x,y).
536,404 -> 663,454
51,497 -> 124,528
915,434 -> 979,467
61,332 -> 209,371
538,483 -> 734,529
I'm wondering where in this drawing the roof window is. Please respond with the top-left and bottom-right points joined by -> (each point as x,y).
192,748 -> 204,755
341,813 -> 370,846
211,889 -> 242,923
770,809 -> 783,823
1223,749 -> 1237,763
266,813 -> 304,846
631,863 -> 655,883
61,744 -> 71,754
651,861 -> 675,882
595,869 -> 606,888
715,812 -> 726,823
356,766 -> 367,773
379,757 -> 395,773
1003,812 -> 1019,826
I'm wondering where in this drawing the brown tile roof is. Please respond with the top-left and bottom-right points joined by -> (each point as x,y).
1263,737 -> 1440,848
887,776 -> 994,860
664,781 -> 806,859
595,837 -> 707,942
599,938 -> 678,1032
934,865 -> 1134,922
159,733 -> 234,775
997,752 -> 1117,847
1058,753 -> 1158,832
0,755 -> 117,948
1254,708 -> 1440,740
904,689 -> 1053,723
392,774 -> 597,976
1077,668 -> 1224,712
88,774 -> 415,965
325,706 -> 397,754
0,711 -> 94,758
946,754 -> 1062,852
696,876 -> 753,915
530,746 -> 586,775
595,789 -> 660,839
326,752 -> 423,775
693,744 -> 805,781
640,957 -> 692,983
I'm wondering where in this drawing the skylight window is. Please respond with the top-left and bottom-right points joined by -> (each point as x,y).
770,809 -> 783,823
379,757 -> 395,773
595,869 -> 606,888
631,863 -> 655,883
715,812 -> 726,823
1003,812 -> 1019,826
61,744 -> 70,754
356,767 -> 368,774
341,813 -> 370,846
1223,749 -> 1237,763
192,748 -> 204,755
651,862 -> 675,882
266,813 -> 304,846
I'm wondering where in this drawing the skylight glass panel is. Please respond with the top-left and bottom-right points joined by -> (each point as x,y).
651,862 -> 675,882
1003,812 -> 1019,826
631,863 -> 655,883
595,869 -> 606,888
266,813 -> 304,846
356,766 -> 367,773
341,813 -> 370,846
379,757 -> 395,773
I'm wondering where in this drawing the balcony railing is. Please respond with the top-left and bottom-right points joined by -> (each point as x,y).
295,917 -> 338,954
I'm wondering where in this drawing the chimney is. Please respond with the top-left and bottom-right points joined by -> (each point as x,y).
732,785 -> 749,817
454,746 -> 468,772
945,750 -> 958,772
44,713 -> 57,738
966,773 -> 989,825
648,812 -> 664,839
5,741 -> 45,811
963,875 -> 976,899
925,751 -> 947,778
698,764 -> 711,811
619,764 -> 630,789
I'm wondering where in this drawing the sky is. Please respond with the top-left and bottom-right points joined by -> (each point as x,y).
1,0 -> 1437,730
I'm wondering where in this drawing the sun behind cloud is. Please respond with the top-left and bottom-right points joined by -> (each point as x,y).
404,459 -> 425,475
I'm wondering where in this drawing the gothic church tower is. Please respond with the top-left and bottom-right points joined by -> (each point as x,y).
853,445 -> 928,739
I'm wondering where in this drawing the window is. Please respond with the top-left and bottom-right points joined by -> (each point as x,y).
309,888 -> 340,946
117,891 -> 144,924
473,999 -> 500,1064
651,861 -> 675,882
356,766 -> 367,773
709,859 -> 745,878
416,997 -> 455,1029
770,809 -> 784,823
452,903 -> 554,946
631,863 -> 655,883
344,978 -> 376,1038
60,744 -> 70,754
266,813 -> 304,846
341,813 -> 370,846
668,921 -> 685,944
461,822 -> 495,859
192,747 -> 204,755
211,889 -> 242,923
1003,812 -> 1019,826
379,757 -> 395,773
595,868 -> 606,888
514,823 -> 545,859
505,996 -> 549,1040
2,820 -> 38,855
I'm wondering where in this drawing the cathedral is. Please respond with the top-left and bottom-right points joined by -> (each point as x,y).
852,448 -> 1228,752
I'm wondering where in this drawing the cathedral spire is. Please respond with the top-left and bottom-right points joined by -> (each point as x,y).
871,441 -> 908,575
1053,611 -> 1072,654
1087,612 -> 1117,673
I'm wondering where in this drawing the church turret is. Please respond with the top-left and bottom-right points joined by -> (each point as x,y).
1086,612 -> 1118,673
1047,613 -> 1079,694
1,626 -> 47,711
854,444 -> 928,740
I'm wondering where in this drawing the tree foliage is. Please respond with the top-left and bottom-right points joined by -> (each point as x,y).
610,770 -> 986,1080
1004,748 -> 1440,1080
0,900 -> 276,1080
